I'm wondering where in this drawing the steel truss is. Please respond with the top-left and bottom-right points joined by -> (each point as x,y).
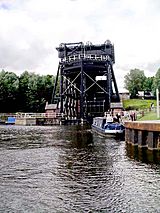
52,41 -> 120,122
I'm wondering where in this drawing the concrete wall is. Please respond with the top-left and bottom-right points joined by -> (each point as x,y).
125,121 -> 160,150
15,118 -> 36,126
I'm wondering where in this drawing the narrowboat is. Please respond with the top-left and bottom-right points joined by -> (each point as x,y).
91,117 -> 125,137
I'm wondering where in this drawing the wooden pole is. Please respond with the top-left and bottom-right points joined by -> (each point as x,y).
156,88 -> 159,118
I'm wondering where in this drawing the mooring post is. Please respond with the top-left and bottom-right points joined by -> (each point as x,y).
138,130 -> 147,147
147,131 -> 154,150
132,129 -> 138,145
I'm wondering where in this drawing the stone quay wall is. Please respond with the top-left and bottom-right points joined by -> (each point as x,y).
125,121 -> 160,150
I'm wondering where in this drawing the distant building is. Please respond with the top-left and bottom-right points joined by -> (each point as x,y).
119,89 -> 130,100
45,102 -> 59,114
137,91 -> 155,99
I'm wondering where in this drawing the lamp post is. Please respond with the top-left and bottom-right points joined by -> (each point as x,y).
156,88 -> 159,118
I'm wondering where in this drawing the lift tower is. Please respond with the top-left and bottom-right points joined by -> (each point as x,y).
52,40 -> 120,122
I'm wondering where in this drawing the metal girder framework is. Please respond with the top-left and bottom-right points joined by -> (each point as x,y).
52,41 -> 120,122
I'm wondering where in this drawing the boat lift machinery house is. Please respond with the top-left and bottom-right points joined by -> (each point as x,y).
52,40 -> 120,123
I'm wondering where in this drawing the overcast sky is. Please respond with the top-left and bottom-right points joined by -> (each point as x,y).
0,0 -> 160,91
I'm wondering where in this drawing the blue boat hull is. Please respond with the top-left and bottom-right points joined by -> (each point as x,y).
91,123 -> 125,138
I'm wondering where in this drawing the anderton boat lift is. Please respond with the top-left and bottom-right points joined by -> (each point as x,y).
51,40 -> 122,124
0,40 -> 123,126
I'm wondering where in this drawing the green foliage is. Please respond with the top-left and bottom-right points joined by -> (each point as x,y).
0,70 -> 19,112
0,70 -> 55,112
143,76 -> 154,91
123,99 -> 156,110
124,68 -> 147,97
152,68 -> 160,95
138,111 -> 160,121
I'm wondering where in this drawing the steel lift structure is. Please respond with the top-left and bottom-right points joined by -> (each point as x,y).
52,40 -> 120,123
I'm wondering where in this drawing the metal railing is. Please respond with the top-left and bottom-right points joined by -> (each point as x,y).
62,54 -> 111,63
0,113 -> 64,119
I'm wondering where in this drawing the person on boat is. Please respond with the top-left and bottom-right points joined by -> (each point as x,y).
117,113 -> 121,123
106,113 -> 113,123
113,113 -> 121,123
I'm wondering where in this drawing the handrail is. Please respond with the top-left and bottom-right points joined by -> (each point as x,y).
0,112 -> 64,119
62,54 -> 111,63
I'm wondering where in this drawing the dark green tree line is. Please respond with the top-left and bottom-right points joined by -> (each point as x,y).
0,70 -> 55,112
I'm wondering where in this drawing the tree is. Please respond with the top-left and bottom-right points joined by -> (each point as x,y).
0,70 -> 19,112
18,71 -> 43,112
0,70 -> 55,113
38,74 -> 55,104
32,74 -> 55,112
124,68 -> 146,98
18,71 -> 32,112
152,68 -> 160,95
18,71 -> 55,112
143,76 -> 154,91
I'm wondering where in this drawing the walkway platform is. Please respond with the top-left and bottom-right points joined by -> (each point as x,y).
0,113 -> 64,126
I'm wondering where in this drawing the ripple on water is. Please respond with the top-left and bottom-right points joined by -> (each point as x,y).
0,125 -> 160,212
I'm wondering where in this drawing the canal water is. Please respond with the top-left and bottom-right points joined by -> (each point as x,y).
0,125 -> 160,213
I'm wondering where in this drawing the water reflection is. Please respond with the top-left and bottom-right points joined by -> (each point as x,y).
56,128 -> 123,212
126,143 -> 160,164
0,125 -> 160,212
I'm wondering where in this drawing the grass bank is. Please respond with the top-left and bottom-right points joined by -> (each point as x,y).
138,111 -> 160,121
123,99 -> 156,110
122,99 -> 160,121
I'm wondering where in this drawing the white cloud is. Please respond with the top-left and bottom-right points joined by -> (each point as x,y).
0,0 -> 160,91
